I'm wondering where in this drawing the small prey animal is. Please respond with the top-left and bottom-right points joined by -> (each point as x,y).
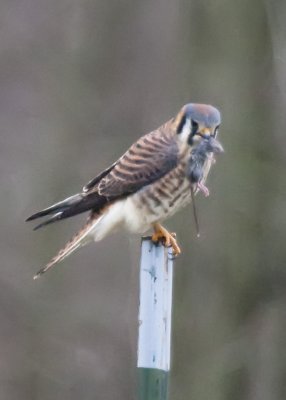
187,136 -> 224,236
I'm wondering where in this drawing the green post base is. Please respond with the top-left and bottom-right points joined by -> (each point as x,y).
138,368 -> 169,400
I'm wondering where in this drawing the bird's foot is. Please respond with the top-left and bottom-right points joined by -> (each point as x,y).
151,223 -> 181,256
198,182 -> 209,197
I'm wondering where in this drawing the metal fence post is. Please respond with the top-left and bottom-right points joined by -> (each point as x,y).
137,237 -> 174,400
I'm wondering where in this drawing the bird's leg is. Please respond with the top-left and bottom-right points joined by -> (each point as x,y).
198,182 -> 209,197
151,222 -> 181,256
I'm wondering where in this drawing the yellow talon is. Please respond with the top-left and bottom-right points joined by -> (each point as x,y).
151,223 -> 181,256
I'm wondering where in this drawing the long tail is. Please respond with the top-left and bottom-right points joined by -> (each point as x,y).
33,215 -> 102,279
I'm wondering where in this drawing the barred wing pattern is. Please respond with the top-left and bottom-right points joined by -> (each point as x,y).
27,124 -> 180,230
85,127 -> 179,200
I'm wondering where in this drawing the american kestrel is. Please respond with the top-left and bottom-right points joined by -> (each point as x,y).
27,103 -> 222,279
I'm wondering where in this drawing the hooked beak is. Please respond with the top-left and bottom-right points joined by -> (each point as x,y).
199,127 -> 212,139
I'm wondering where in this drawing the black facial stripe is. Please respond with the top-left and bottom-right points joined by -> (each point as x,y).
176,114 -> 187,134
191,120 -> 199,136
188,135 -> 194,146
213,125 -> 219,138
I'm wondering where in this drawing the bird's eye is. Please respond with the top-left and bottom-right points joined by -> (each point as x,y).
212,125 -> 220,138
191,120 -> 199,136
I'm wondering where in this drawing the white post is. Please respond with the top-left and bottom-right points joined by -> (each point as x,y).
137,237 -> 174,400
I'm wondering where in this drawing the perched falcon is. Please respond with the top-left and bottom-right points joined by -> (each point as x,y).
27,103 -> 222,279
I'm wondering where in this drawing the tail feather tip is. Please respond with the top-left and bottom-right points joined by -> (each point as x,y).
33,267 -> 47,280
26,214 -> 40,222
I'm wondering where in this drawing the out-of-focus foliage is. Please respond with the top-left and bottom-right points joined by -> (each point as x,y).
1,0 -> 286,399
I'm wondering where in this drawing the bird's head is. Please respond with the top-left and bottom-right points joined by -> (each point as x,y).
174,103 -> 221,147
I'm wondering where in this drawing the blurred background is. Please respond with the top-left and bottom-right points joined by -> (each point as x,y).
1,0 -> 286,399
